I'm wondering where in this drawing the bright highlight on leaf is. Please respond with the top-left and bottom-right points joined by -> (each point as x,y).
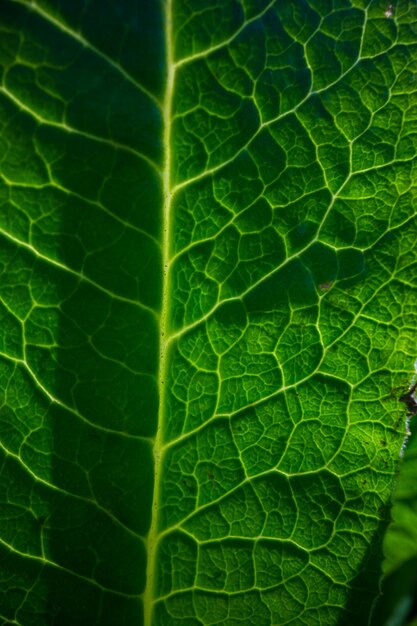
0,1 -> 416,625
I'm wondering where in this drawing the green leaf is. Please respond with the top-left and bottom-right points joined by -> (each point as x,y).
0,1 -> 416,625
372,414 -> 417,626
385,417 -> 417,574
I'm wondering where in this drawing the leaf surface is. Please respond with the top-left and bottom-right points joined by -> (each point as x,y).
0,1 -> 416,625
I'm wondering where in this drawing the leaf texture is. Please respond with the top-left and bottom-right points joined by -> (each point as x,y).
0,1 -> 416,625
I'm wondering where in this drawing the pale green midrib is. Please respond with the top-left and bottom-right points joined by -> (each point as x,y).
143,1 -> 174,624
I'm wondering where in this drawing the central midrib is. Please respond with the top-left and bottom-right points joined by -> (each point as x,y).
143,0 -> 174,624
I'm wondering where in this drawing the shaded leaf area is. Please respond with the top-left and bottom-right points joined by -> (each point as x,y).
0,1 -> 416,626
0,0 -> 164,624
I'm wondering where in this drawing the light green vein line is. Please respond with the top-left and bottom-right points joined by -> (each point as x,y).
162,371 -> 351,453
0,349 -> 152,442
347,156 -> 417,181
340,465 -> 394,480
0,227 -> 159,319
88,340 -> 157,378
5,178 -> 161,248
0,85 -> 162,175
171,526 -> 307,553
157,468 -> 344,542
0,536 -> 139,598
143,1 -> 174,624
156,558 -> 311,599
11,0 -> 162,111
52,185 -> 162,248
156,572 -> 312,602
14,575 -> 41,626
0,615 -> 22,626
0,439 -> 145,542
174,0 -> 276,68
